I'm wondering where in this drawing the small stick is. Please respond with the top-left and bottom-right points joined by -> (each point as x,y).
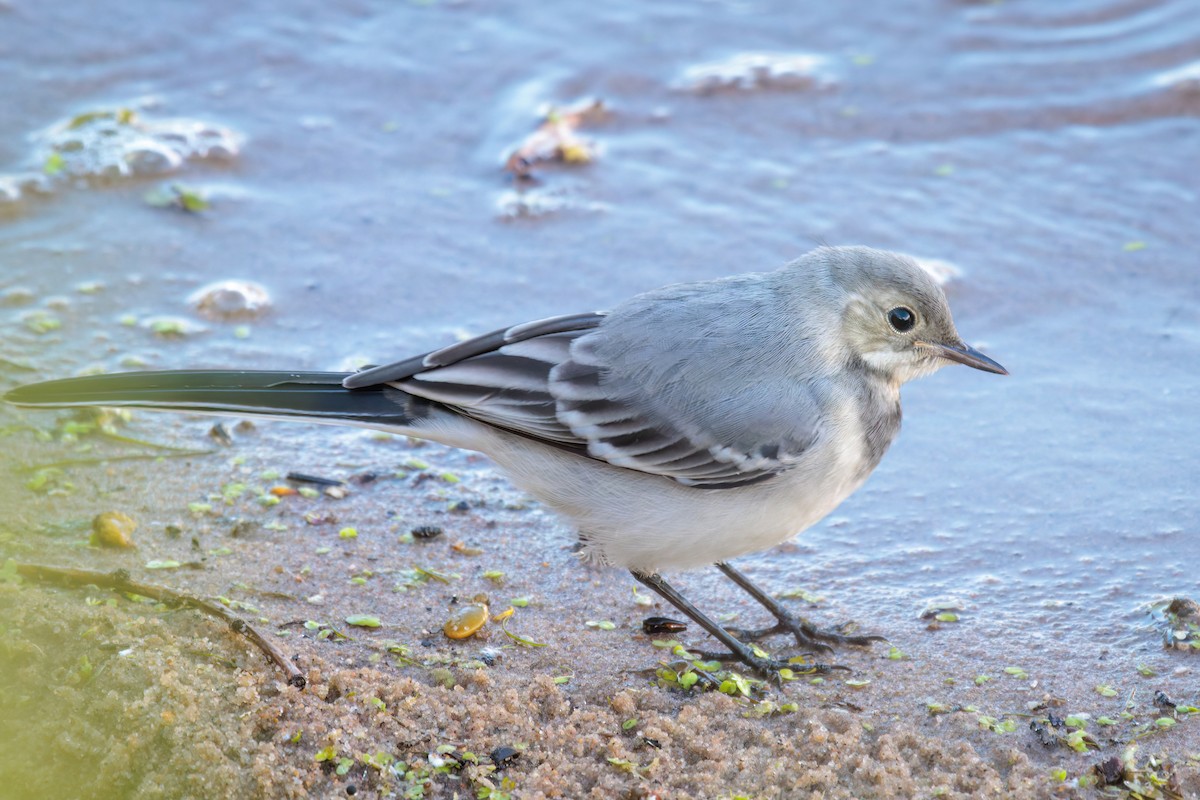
285,471 -> 344,487
19,449 -> 214,472
12,562 -> 305,689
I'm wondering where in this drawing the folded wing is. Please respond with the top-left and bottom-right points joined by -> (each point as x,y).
344,311 -> 819,489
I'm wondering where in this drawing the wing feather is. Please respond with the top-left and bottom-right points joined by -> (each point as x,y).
343,308 -> 816,488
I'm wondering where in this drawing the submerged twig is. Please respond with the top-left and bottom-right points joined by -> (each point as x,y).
97,429 -> 211,452
19,449 -> 213,472
11,562 -> 305,688
284,471 -> 345,487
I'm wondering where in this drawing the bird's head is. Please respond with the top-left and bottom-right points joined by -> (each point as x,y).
820,246 -> 1007,385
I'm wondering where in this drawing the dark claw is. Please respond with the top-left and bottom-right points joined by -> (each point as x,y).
714,562 -> 885,655
729,617 -> 885,652
694,649 -> 852,677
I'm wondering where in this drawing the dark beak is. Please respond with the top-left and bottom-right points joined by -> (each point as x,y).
919,341 -> 1008,375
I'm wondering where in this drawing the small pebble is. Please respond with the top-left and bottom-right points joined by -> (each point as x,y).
444,603 -> 488,639
208,422 -> 233,445
91,511 -> 137,548
188,279 -> 272,321
412,525 -> 443,540
490,746 -> 520,768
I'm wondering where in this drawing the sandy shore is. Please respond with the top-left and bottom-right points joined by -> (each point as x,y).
2,414 -> 1196,800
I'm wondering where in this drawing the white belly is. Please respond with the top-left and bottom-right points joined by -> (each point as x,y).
484,426 -> 873,573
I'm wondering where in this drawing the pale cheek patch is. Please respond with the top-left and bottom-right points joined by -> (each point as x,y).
861,349 -> 943,383
861,349 -> 912,373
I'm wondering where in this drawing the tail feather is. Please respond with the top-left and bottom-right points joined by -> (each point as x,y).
4,370 -> 422,426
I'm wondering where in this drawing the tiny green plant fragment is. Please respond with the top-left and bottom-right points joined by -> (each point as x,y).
777,587 -> 824,603
345,614 -> 382,628
145,183 -> 211,212
0,559 -> 21,586
22,311 -> 62,334
499,616 -> 548,648
43,152 -> 66,175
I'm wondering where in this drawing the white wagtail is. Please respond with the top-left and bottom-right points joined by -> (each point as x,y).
5,246 -> 1006,675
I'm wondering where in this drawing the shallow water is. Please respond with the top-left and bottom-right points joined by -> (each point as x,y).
2,0 -> 1199,795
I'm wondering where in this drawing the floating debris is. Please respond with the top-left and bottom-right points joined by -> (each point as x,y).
144,183 -> 210,213
1146,597 -> 1200,651
920,599 -> 965,625
141,315 -> 206,338
1,106 -> 240,206
21,310 -> 61,334
91,511 -> 137,548
40,107 -> 238,178
504,98 -> 605,177
676,52 -> 835,94
189,280 -> 272,321
495,185 -> 607,219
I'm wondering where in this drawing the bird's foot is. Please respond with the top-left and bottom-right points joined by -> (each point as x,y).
728,613 -> 885,653
693,647 -> 852,683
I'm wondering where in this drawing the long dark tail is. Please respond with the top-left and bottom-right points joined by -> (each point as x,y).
4,370 -> 423,427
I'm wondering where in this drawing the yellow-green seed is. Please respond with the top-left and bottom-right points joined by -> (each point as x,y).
444,603 -> 488,639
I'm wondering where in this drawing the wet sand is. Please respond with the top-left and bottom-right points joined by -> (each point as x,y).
1,417 -> 1197,799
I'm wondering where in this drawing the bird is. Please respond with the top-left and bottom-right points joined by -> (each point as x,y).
4,246 -> 1006,676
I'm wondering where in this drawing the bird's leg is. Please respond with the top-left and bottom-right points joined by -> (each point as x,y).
630,570 -> 788,679
715,561 -> 885,652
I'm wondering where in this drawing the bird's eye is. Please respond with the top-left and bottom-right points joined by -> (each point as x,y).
887,307 -> 916,333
